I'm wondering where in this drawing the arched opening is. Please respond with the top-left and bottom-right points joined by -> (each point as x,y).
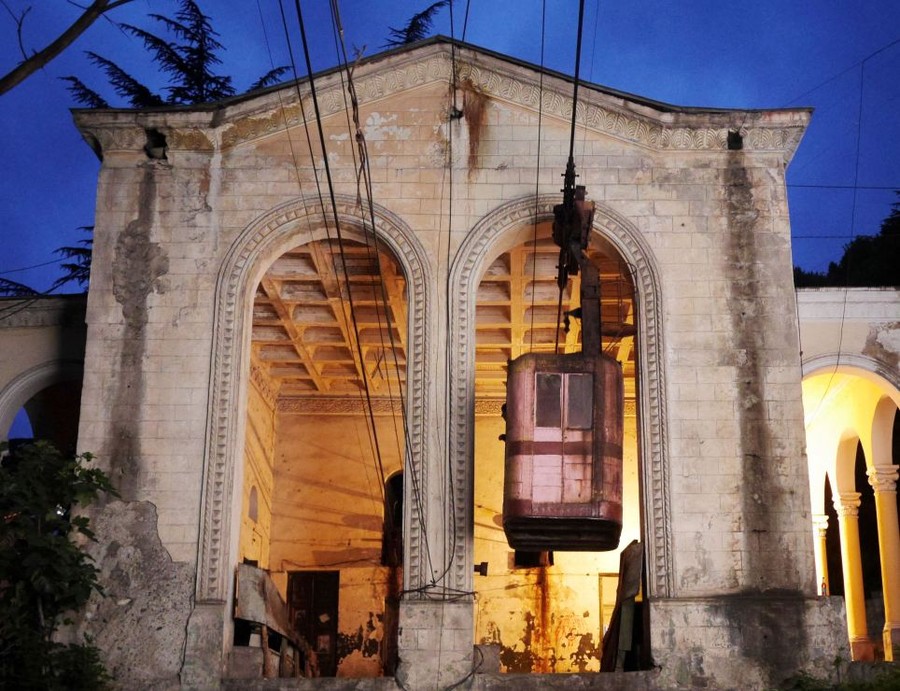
2,377 -> 82,457
471,222 -> 646,673
855,442 -> 883,641
802,366 -> 900,660
823,473 -> 844,597
233,237 -> 408,679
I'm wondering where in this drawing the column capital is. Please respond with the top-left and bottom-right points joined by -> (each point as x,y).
812,513 -> 829,535
867,465 -> 899,494
834,492 -> 861,518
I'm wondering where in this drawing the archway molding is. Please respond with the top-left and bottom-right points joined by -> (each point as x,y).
802,353 -> 900,407
197,194 -> 433,602
0,360 -> 83,441
448,194 -> 673,597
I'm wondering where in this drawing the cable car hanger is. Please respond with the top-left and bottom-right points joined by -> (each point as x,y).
501,0 -> 625,553
552,0 -> 601,357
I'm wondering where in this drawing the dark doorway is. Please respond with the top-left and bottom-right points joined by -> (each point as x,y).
288,571 -> 339,677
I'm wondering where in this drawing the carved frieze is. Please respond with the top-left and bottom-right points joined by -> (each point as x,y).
217,45 -> 807,161
168,128 -> 214,151
277,396 -> 405,416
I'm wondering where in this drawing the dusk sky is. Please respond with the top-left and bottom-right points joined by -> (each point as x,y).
1,0 -> 899,293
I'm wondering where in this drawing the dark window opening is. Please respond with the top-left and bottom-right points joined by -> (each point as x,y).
382,473 -> 403,567
567,373 -> 594,429
514,550 -> 553,568
535,373 -> 562,428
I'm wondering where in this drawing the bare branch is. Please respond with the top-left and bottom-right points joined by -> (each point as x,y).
0,0 -> 134,96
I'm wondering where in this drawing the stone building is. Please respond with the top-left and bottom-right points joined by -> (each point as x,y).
1,37 -> 899,688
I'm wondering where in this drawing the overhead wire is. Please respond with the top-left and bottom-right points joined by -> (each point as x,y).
528,0 -> 547,353
290,0 -> 391,503
326,0 -> 437,579
801,54 -> 870,428
263,0 -> 385,511
327,0 -> 409,518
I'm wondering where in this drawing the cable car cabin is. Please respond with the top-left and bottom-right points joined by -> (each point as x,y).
502,351 -> 624,551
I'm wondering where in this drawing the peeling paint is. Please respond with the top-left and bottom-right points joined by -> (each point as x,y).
336,611 -> 383,663
364,112 -> 411,142
110,167 -> 169,499
863,322 -> 900,371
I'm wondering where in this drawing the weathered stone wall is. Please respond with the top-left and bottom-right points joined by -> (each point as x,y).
70,38 -> 831,688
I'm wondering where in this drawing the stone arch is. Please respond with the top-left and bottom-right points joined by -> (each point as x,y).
0,360 -> 83,442
802,353 -> 900,407
197,194 -> 433,602
871,395 -> 898,468
448,194 -> 673,597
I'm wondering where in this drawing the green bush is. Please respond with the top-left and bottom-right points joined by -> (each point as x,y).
0,441 -> 115,689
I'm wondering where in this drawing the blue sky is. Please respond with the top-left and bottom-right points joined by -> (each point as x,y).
1,0 -> 899,292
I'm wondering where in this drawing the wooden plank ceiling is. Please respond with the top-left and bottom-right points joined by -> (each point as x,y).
251,232 -> 635,400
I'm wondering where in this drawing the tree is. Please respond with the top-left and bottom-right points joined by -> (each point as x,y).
63,0 -> 287,108
384,0 -> 449,47
794,193 -> 900,288
51,227 -> 93,293
0,441 -> 116,688
0,0 -> 135,96
0,277 -> 39,297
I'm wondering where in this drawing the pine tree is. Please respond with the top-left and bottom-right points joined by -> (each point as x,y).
63,0 -> 287,108
384,1 -> 450,47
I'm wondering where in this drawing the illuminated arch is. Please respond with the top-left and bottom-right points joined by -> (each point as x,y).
196,194 -> 432,602
448,194 -> 673,597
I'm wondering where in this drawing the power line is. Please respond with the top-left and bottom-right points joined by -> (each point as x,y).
787,184 -> 897,191
0,258 -> 61,275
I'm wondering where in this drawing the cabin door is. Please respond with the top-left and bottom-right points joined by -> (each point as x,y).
535,371 -> 594,503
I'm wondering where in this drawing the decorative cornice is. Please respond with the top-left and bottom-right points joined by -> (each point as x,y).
278,397 -> 405,416
214,46 -> 807,161
167,127 -> 214,152
249,362 -> 279,409
0,296 -> 86,329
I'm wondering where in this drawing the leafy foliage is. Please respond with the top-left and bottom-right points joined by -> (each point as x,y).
63,0 -> 288,108
794,192 -> 900,288
0,441 -> 116,688
50,227 -> 94,294
384,0 -> 450,47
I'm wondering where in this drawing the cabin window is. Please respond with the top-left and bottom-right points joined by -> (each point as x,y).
567,373 -> 593,429
534,371 -> 593,430
535,373 -> 562,427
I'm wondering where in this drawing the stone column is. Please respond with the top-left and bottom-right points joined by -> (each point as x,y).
812,514 -> 830,595
867,465 -> 900,661
834,492 -> 874,661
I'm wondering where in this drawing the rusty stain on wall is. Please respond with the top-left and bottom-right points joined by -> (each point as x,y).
461,78 -> 488,178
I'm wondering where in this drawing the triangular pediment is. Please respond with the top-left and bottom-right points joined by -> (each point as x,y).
74,37 -> 809,162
